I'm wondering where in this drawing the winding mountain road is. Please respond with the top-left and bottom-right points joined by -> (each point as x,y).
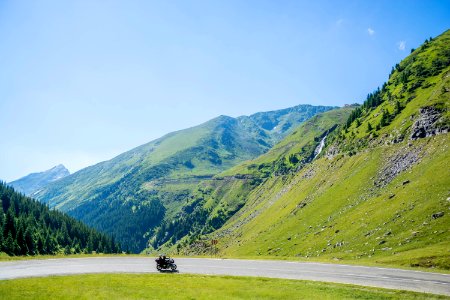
0,257 -> 449,296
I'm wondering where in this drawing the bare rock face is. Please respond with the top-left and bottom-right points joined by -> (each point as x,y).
325,143 -> 340,159
374,145 -> 422,187
410,107 -> 448,140
432,212 -> 444,219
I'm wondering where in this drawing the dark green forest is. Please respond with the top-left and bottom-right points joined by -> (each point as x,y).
0,182 -> 121,256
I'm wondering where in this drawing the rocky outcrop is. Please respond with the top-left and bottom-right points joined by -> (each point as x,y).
410,106 -> 448,140
374,145 -> 423,187
432,212 -> 444,219
325,143 -> 340,159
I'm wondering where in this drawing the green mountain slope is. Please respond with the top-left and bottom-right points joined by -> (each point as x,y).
150,107 -> 354,250
8,164 -> 70,197
36,104 -> 333,252
221,105 -> 356,177
0,182 -> 121,256
174,30 -> 450,269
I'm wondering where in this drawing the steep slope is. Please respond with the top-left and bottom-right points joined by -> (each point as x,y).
8,164 -> 70,197
176,30 -> 450,269
221,105 -> 357,177
36,104 -> 333,252
0,182 -> 121,256
150,107 -> 354,250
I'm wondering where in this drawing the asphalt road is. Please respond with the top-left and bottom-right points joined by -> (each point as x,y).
0,257 -> 449,296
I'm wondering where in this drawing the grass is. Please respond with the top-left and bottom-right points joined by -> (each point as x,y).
206,134 -> 450,270
184,37 -> 450,268
36,104 -> 330,252
0,273 -> 447,300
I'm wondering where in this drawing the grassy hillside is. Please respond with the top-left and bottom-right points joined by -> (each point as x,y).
151,107 -> 354,251
221,105 -> 356,177
210,135 -> 449,268
36,104 -> 333,252
175,30 -> 450,270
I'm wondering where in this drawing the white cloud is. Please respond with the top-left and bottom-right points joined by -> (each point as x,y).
367,28 -> 375,36
398,41 -> 406,51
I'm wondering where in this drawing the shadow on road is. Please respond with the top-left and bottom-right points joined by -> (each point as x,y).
158,270 -> 179,273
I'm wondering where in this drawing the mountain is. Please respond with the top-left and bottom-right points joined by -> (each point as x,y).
149,106 -> 354,249
35,104 -> 334,252
8,164 -> 70,197
0,182 -> 121,256
167,30 -> 450,270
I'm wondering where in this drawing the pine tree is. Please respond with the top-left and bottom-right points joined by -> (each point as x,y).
4,209 -> 16,238
380,109 -> 390,127
87,235 -> 94,253
394,101 -> 402,115
24,228 -> 35,255
4,232 -> 15,255
16,224 -> 27,255
37,234 -> 45,254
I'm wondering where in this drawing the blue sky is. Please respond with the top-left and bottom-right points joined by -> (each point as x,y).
1,0 -> 449,182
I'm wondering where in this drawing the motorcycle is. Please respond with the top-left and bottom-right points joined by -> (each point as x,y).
155,256 -> 177,271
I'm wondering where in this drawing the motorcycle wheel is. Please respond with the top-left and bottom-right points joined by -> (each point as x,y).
171,264 -> 177,271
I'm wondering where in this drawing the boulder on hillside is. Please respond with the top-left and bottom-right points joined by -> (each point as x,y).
432,212 -> 444,219
410,106 -> 449,140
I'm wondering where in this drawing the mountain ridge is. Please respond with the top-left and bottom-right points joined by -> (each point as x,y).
8,164 -> 70,197
33,30 -> 450,264
36,104 -> 334,252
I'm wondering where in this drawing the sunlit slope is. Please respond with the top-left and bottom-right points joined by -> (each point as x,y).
36,104 -> 333,252
153,107 -> 353,251
215,135 -> 449,268
221,106 -> 355,177
182,30 -> 450,269
35,119 -> 213,209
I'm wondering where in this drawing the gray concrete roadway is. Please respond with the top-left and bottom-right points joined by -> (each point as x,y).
0,257 -> 449,296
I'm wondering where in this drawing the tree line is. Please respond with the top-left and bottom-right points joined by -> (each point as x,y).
343,35 -> 446,132
0,182 -> 121,256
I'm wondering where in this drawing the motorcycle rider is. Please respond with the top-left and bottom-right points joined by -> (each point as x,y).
155,254 -> 177,271
156,254 -> 166,267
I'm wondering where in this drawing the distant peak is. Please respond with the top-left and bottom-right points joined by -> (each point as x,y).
8,164 -> 70,196
215,115 -> 234,120
53,164 -> 67,170
208,115 -> 236,125
48,164 -> 69,173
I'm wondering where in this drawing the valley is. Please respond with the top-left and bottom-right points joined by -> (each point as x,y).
11,31 -> 449,269
2,2 -> 450,299
34,105 -> 334,252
